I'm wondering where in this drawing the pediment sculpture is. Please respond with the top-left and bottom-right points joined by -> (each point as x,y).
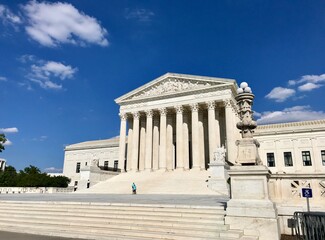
131,78 -> 213,99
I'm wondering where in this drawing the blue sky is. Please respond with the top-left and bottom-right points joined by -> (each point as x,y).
1,0 -> 325,172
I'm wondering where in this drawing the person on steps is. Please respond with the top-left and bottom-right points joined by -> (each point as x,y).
132,182 -> 137,194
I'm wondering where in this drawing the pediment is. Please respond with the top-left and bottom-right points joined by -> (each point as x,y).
116,73 -> 236,103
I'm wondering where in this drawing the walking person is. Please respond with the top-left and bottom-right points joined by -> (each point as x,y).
132,182 -> 137,194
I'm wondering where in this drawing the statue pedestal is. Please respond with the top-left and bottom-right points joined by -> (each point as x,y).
235,138 -> 261,165
225,165 -> 280,240
208,161 -> 230,196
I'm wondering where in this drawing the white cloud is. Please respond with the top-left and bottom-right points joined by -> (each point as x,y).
32,61 -> 77,80
0,4 -> 22,25
22,1 -> 108,47
44,167 -> 63,173
3,139 -> 12,146
0,76 -> 7,81
25,59 -> 77,90
32,135 -> 48,141
18,54 -> 36,63
256,105 -> 325,125
265,87 -> 295,102
0,127 -> 19,133
298,82 -> 321,92
289,73 -> 325,92
125,8 -> 154,22
300,74 -> 325,84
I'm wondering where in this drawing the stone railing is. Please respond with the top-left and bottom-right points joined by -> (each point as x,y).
0,186 -> 74,194
268,173 -> 325,235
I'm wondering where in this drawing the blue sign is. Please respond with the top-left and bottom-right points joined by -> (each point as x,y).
302,188 -> 313,198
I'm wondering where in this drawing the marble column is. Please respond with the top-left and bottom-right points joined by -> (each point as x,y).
207,101 -> 216,165
292,139 -> 303,172
139,116 -> 146,171
152,116 -> 160,171
159,108 -> 167,170
311,137 -> 321,172
145,110 -> 153,171
224,99 -> 236,163
191,103 -> 200,169
126,118 -> 133,171
183,111 -> 190,170
166,113 -> 174,171
199,109 -> 205,169
274,140 -> 284,172
215,107 -> 221,148
175,105 -> 184,169
118,112 -> 127,172
131,112 -> 140,171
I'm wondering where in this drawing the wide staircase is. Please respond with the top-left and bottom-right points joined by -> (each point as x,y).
0,200 -> 257,240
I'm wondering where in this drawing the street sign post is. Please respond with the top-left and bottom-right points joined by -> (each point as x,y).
302,188 -> 313,212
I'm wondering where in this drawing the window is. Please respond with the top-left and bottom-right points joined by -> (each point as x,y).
114,160 -> 118,171
74,181 -> 78,186
267,153 -> 275,167
321,150 -> 325,166
104,161 -> 109,170
76,162 -> 81,173
302,151 -> 312,166
284,152 -> 293,167
85,162 -> 88,166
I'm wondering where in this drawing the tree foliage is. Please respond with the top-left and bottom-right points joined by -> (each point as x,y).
0,165 -> 70,187
0,134 -> 6,152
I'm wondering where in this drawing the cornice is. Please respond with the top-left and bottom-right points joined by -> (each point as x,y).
254,119 -> 325,136
65,138 -> 121,151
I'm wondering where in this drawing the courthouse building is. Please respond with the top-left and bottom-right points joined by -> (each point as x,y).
63,73 -> 325,188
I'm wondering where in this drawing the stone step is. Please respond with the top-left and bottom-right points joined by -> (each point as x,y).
220,229 -> 243,239
0,215 -> 224,238
0,220 -> 239,240
0,212 -> 226,230
240,236 -> 259,240
0,201 -> 225,214
0,207 -> 224,224
0,202 -> 225,216
0,206 -> 224,219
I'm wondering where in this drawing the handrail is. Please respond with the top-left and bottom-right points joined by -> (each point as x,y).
294,211 -> 325,240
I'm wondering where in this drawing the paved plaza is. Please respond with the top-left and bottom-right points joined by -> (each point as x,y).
0,193 -> 228,207
0,231 -> 82,240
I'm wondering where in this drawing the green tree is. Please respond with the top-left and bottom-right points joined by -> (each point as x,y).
0,164 -> 70,188
0,134 -> 6,152
0,165 -> 18,187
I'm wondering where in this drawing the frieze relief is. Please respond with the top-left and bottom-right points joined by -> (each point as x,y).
130,78 -> 214,100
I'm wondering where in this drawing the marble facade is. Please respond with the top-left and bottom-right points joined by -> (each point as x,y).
115,73 -> 240,173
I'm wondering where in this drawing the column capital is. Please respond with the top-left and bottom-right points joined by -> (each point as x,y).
119,112 -> 128,121
145,109 -> 153,118
190,103 -> 199,112
223,99 -> 233,108
132,111 -> 140,119
175,105 -> 183,114
159,107 -> 167,116
206,101 -> 215,110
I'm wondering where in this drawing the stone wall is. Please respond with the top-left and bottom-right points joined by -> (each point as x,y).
268,173 -> 325,234
0,187 -> 74,194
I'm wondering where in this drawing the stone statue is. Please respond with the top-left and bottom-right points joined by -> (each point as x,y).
213,146 -> 226,164
91,158 -> 99,167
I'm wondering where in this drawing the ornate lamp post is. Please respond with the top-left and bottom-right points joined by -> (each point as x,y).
235,82 -> 262,165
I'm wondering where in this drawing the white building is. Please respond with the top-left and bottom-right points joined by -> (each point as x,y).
63,73 -> 325,191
